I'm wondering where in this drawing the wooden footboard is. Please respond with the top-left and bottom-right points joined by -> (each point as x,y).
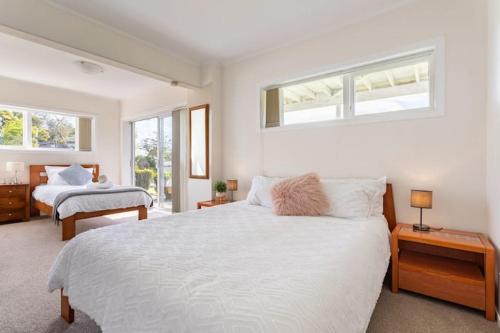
61,205 -> 148,241
61,289 -> 74,323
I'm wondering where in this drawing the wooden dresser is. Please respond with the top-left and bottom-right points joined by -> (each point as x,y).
0,184 -> 30,223
392,223 -> 495,321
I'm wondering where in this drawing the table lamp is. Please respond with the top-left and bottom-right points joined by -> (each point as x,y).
6,162 -> 25,184
411,189 -> 432,232
227,179 -> 238,202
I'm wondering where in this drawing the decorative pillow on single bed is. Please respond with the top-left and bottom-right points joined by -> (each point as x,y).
321,177 -> 386,218
45,166 -> 93,185
58,164 -> 93,185
271,173 -> 330,216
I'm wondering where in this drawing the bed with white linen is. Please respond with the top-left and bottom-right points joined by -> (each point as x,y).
32,185 -> 152,220
48,181 -> 396,333
30,164 -> 152,241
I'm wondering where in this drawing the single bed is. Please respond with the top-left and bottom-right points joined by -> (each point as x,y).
48,184 -> 396,333
30,164 -> 151,241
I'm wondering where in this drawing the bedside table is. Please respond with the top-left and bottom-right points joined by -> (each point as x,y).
0,184 -> 30,223
197,199 -> 232,209
391,223 -> 495,321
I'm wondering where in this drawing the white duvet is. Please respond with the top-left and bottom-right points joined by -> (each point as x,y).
48,201 -> 390,333
32,185 -> 153,219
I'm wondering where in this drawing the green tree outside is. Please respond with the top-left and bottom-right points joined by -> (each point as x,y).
0,110 -> 23,145
0,109 -> 75,148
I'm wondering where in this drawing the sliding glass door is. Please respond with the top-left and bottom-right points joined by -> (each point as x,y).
132,115 -> 173,211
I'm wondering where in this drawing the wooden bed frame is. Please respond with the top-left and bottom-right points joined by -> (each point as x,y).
29,164 -> 148,241
58,183 -> 397,324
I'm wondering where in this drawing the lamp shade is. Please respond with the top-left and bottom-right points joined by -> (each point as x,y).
411,190 -> 432,209
227,179 -> 238,191
6,162 -> 25,172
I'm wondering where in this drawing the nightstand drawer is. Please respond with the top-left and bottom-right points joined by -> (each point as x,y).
0,209 -> 25,222
399,250 -> 485,310
0,186 -> 26,198
0,197 -> 26,209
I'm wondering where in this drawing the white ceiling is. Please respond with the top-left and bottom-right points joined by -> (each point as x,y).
0,32 -> 168,99
49,0 -> 415,64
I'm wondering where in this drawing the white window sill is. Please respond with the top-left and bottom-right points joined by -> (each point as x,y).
0,147 -> 92,153
261,107 -> 444,133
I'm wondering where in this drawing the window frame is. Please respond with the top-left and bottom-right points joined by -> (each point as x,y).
260,38 -> 445,132
0,104 -> 95,152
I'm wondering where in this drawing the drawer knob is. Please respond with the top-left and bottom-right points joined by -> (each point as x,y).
9,202 -> 12,205
8,213 -> 12,216
8,190 -> 12,193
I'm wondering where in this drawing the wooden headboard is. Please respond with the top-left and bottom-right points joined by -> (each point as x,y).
29,164 -> 99,194
383,183 -> 397,231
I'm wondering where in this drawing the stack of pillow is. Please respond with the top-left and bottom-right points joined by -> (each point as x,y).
247,173 -> 386,218
45,164 -> 114,189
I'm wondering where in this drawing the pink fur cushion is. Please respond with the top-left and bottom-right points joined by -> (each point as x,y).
271,173 -> 331,216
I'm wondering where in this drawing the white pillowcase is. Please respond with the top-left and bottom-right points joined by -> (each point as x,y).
246,175 -> 386,218
246,176 -> 283,208
45,166 -> 94,186
322,177 -> 386,218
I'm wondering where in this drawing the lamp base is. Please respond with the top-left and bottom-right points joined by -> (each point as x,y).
413,223 -> 431,232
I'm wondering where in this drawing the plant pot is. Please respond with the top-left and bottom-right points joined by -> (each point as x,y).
215,192 -> 226,203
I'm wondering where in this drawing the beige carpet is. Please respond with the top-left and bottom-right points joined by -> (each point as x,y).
0,214 -> 498,333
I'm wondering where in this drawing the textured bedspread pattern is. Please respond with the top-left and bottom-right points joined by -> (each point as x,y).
48,202 -> 390,333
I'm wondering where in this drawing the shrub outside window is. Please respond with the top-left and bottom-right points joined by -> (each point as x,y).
0,110 -> 24,147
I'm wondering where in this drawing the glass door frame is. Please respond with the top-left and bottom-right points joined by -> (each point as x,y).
131,112 -> 173,209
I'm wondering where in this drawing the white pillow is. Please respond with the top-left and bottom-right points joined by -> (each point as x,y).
246,176 -> 283,208
45,166 -> 94,185
322,177 -> 386,218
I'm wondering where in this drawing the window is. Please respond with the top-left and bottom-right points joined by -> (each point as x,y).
32,112 -> 76,149
282,74 -> 344,126
0,109 -> 23,147
353,56 -> 430,116
262,44 -> 442,129
0,105 -> 93,151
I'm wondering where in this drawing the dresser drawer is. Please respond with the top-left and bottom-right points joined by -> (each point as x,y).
0,209 -> 26,222
0,186 -> 26,198
0,197 -> 26,209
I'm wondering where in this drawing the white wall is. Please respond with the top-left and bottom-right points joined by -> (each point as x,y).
487,0 -> 500,303
222,0 -> 488,232
121,85 -> 188,121
0,76 -> 121,183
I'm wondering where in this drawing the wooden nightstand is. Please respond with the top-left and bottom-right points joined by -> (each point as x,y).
0,184 -> 30,223
391,223 -> 495,321
197,199 -> 232,209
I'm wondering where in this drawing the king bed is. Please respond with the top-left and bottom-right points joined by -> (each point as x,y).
48,180 -> 396,333
30,164 -> 152,241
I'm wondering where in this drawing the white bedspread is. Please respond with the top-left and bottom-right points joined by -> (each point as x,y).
48,201 -> 390,333
33,185 -> 152,219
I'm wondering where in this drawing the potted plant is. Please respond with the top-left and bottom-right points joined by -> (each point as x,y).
214,180 -> 227,203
